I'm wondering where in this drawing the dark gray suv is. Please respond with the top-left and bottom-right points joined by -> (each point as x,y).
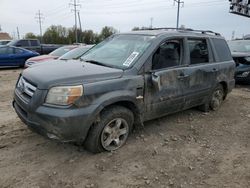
13,28 -> 235,153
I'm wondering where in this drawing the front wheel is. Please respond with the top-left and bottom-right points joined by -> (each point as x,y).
84,106 -> 134,153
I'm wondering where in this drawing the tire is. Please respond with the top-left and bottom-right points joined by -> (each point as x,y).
209,84 -> 224,111
198,84 -> 225,112
84,106 -> 134,153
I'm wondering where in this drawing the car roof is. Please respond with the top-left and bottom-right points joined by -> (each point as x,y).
121,29 -> 223,39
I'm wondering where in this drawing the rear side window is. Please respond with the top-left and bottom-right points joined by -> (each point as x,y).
16,40 -> 29,46
30,40 -> 39,46
212,38 -> 232,61
188,39 -> 209,65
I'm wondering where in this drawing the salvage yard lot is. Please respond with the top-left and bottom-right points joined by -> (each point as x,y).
0,68 -> 250,188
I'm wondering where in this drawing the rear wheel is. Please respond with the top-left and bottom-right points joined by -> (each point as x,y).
84,106 -> 134,153
198,84 -> 225,112
209,84 -> 224,111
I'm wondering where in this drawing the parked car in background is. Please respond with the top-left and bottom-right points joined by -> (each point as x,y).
0,40 -> 11,45
244,35 -> 250,40
13,29 -> 235,153
0,45 -> 39,67
59,45 -> 94,60
228,39 -> 250,83
7,39 -> 61,55
25,45 -> 78,68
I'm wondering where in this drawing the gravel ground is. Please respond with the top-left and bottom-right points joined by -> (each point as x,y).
0,68 -> 250,188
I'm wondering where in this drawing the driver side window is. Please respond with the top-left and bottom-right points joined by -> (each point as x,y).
152,39 -> 182,70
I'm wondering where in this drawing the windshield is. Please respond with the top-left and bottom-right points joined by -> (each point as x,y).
50,46 -> 75,56
59,45 -> 93,60
81,34 -> 154,69
228,40 -> 250,53
0,40 -> 11,45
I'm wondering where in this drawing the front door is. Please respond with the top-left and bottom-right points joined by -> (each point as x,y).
144,38 -> 189,120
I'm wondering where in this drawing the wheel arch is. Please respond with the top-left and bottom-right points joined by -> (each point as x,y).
219,81 -> 228,99
92,96 -> 144,129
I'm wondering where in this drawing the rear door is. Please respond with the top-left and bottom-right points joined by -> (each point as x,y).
181,38 -> 218,108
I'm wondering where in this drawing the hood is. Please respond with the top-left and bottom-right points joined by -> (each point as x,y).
27,54 -> 58,63
22,60 -> 123,89
231,52 -> 250,58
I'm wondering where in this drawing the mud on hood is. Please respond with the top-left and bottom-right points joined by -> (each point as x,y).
22,60 -> 123,89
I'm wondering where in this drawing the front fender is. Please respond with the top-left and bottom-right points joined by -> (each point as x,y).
92,90 -> 143,116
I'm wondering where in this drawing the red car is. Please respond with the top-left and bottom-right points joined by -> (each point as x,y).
24,45 -> 78,68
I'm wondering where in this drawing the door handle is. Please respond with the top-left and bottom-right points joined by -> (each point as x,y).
212,68 -> 218,72
177,74 -> 189,80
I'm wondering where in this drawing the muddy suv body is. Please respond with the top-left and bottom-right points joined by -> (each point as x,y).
13,29 -> 235,153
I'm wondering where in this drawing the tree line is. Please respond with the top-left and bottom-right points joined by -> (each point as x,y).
24,25 -> 118,44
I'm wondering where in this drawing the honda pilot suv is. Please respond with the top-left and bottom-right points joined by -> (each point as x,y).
13,28 -> 235,153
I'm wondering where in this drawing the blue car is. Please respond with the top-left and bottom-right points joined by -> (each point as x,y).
0,45 -> 39,67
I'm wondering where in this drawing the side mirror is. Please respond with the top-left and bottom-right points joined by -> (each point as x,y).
151,72 -> 162,91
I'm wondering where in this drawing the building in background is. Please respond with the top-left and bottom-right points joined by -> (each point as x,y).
0,32 -> 12,40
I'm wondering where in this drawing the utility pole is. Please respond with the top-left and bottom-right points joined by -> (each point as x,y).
174,0 -> 184,29
35,10 -> 44,42
16,27 -> 20,39
70,0 -> 81,43
150,17 -> 153,29
78,12 -> 82,43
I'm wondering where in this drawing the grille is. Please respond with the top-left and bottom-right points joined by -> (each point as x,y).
16,76 -> 37,102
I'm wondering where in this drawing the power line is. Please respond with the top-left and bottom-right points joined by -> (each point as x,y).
174,0 -> 184,29
35,10 -> 45,42
80,1 -> 225,15
69,0 -> 81,43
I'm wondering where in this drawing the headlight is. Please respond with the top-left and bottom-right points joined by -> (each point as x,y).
242,71 -> 250,77
46,85 -> 83,106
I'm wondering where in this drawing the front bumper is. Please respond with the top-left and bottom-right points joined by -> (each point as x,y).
13,89 -> 99,143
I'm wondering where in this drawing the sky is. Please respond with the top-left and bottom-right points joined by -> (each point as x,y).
0,0 -> 249,40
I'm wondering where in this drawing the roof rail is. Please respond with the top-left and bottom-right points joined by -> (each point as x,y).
140,27 -> 221,36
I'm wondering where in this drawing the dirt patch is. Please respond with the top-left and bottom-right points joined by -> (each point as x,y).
0,68 -> 250,188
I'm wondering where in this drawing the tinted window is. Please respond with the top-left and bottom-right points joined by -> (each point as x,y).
14,48 -> 24,54
188,39 -> 209,65
0,47 -> 15,54
16,40 -> 29,46
152,39 -> 182,70
30,40 -> 39,46
50,46 -> 74,56
213,39 -> 232,61
0,47 -> 7,54
6,47 -> 14,54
